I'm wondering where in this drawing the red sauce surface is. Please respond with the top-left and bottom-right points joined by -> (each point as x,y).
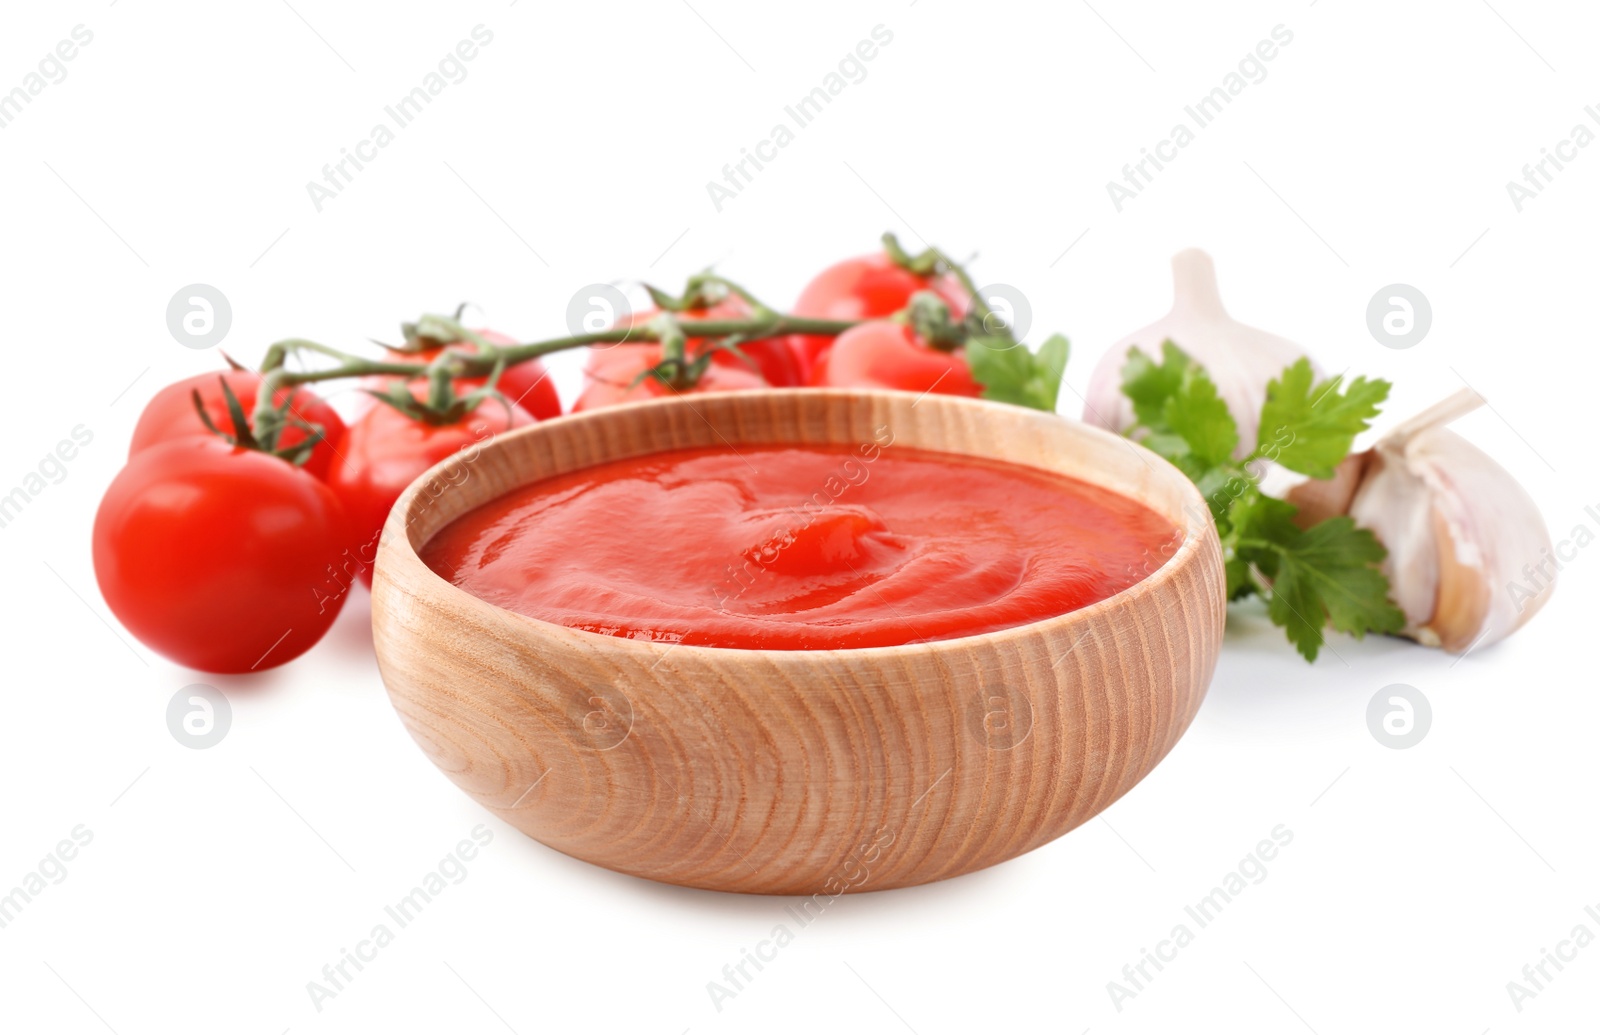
421,436 -> 1178,650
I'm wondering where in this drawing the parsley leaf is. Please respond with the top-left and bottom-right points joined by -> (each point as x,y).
1164,367 -> 1238,468
1238,512 -> 1407,661
1116,343 -> 1404,662
1257,359 -> 1390,478
1121,341 -> 1190,428
967,334 -> 1069,412
1119,343 -> 1238,476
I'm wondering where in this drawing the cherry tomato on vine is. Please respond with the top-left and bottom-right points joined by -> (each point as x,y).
806,320 -> 982,398
572,298 -> 783,411
381,329 -> 563,422
657,296 -> 800,388
630,296 -> 799,387
574,344 -> 770,411
129,370 -> 347,480
93,437 -> 352,673
787,252 -> 969,379
326,396 -> 534,585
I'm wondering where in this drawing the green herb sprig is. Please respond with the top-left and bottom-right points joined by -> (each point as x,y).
1120,342 -> 1406,661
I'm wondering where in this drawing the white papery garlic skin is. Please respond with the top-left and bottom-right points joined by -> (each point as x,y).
1290,390 -> 1555,653
1083,248 -> 1314,456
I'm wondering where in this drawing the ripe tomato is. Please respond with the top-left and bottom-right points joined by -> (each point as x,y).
625,296 -> 799,388
327,396 -> 534,585
574,344 -> 771,411
715,296 -> 801,386
572,298 -> 783,411
129,370 -> 347,480
787,252 -> 969,378
93,437 -> 351,673
381,329 -> 563,422
806,320 -> 982,398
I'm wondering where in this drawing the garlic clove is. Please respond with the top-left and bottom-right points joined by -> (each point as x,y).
1288,389 -> 1555,652
1083,248 -> 1316,456
1425,504 -> 1492,652
1283,451 -> 1370,530
1334,445 -> 1441,639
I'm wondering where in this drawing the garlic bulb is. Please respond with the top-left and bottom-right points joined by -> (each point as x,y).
1083,248 -> 1314,456
1287,389 -> 1555,652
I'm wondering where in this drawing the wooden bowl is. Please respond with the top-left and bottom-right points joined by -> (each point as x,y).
371,390 -> 1225,895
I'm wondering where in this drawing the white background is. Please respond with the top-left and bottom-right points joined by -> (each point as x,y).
1,1 -> 1595,1032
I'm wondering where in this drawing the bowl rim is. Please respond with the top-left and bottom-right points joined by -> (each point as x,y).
376,388 -> 1216,662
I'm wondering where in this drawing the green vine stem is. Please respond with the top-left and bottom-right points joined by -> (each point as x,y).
881,231 -> 1016,345
256,316 -> 862,397
242,235 -> 1009,438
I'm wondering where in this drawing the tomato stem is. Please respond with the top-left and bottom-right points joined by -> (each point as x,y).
881,232 -> 1017,346
257,316 -> 860,392
196,232 -> 1044,461
244,235 -> 1008,430
902,292 -> 966,353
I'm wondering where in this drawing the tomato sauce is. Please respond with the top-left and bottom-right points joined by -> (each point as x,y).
421,432 -> 1179,650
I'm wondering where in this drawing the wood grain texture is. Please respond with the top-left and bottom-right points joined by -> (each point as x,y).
370,389 -> 1226,895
